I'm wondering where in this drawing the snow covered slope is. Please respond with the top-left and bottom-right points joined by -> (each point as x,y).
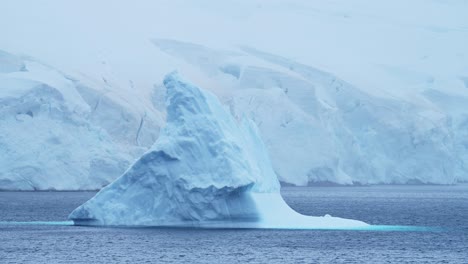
1,0 -> 467,189
151,40 -> 464,185
69,73 -> 367,229
0,51 -> 162,190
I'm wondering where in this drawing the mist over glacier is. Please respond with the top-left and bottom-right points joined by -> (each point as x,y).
1,0 -> 468,189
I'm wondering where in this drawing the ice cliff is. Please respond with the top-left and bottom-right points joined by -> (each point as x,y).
69,73 -> 367,228
1,0 -> 468,189
151,40 -> 468,185
0,51 -> 162,190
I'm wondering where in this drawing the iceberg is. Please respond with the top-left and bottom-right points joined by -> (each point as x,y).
69,73 -> 367,229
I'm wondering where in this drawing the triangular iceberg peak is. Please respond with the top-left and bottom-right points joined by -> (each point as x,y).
69,72 -> 367,229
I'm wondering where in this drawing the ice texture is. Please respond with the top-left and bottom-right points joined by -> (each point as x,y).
151,41 -> 466,186
69,73 -> 367,228
0,51 -> 162,190
1,0 -> 468,189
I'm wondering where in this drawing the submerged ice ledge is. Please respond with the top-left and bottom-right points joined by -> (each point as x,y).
0,220 -> 438,232
69,72 -> 367,229
0,221 -> 74,226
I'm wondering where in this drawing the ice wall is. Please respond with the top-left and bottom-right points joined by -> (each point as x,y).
0,51 -> 162,190
1,0 -> 467,188
152,40 -> 465,185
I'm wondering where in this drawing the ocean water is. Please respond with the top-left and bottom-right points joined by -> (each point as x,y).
0,185 -> 467,263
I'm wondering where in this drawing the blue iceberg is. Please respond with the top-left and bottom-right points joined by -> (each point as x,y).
69,72 -> 367,229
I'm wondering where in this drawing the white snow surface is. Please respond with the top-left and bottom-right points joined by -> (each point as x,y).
69,73 -> 367,228
1,0 -> 468,189
0,52 -> 162,190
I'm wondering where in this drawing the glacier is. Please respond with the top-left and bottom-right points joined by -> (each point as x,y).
1,0 -> 468,189
69,72 -> 367,229
153,41 -> 464,185
0,51 -> 162,190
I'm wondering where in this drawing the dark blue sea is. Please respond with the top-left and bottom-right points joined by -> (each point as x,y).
1,185 -> 467,263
